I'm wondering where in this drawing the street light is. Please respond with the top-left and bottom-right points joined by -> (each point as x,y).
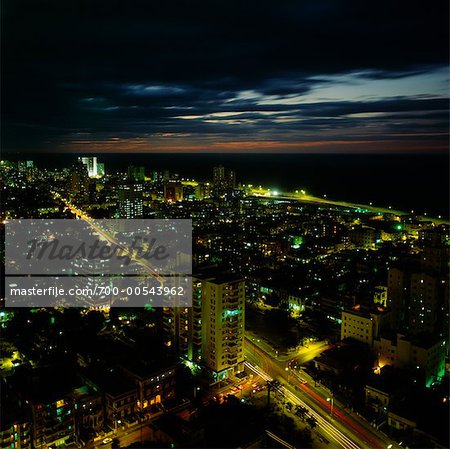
284,366 -> 291,382
326,396 -> 334,416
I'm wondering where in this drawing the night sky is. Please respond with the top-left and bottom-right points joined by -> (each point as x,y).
2,0 -> 449,154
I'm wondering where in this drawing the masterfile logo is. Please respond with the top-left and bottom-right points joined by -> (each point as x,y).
5,219 -> 192,308
6,219 -> 191,275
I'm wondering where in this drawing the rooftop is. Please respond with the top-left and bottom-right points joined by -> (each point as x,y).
366,365 -> 410,394
194,266 -> 244,285
344,304 -> 389,318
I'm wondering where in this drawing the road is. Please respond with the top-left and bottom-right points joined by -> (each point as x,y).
244,338 -> 397,449
88,421 -> 171,449
250,188 -> 449,225
52,191 -> 167,282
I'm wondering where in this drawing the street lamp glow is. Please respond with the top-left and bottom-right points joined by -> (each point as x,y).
301,190 -> 306,195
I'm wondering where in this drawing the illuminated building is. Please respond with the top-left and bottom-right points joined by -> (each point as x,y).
163,306 -> 201,363
30,398 -> 75,448
227,170 -> 236,190
349,226 -> 380,248
194,182 -> 211,200
97,162 -> 105,177
118,183 -> 143,218
388,265 -> 448,336
71,160 -> 89,203
374,333 -> 446,387
164,270 -> 245,382
121,366 -> 175,413
127,165 -> 145,182
196,270 -> 245,382
72,388 -> 104,435
212,165 -> 237,196
99,371 -> 138,429
341,305 -> 390,347
163,181 -> 183,202
0,389 -> 31,449
79,156 -> 98,178
388,225 -> 449,336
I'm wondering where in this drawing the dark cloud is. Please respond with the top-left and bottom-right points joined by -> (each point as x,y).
2,0 -> 448,153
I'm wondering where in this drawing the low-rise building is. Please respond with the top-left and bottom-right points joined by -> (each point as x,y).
365,366 -> 408,413
341,305 -> 390,347
350,226 -> 380,248
71,386 -> 104,437
0,387 -> 31,449
374,333 -> 446,387
121,364 -> 176,414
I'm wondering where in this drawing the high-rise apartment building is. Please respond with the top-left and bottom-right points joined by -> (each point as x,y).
388,225 -> 449,336
127,165 -> 145,182
197,271 -> 245,382
164,269 -> 245,383
212,165 -> 237,197
79,157 -> 98,177
227,170 -> 236,190
71,161 -> 89,203
118,183 -> 143,218
213,165 -> 225,186
97,162 -> 105,177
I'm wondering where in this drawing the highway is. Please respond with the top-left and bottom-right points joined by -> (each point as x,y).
52,191 -> 166,284
245,338 -> 398,449
250,188 -> 449,225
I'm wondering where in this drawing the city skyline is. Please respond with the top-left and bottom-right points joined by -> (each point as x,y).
1,158 -> 448,449
1,2 -> 449,449
3,0 -> 449,154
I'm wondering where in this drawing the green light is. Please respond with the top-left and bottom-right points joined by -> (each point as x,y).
225,310 -> 239,317
292,236 -> 304,248
396,224 -> 403,231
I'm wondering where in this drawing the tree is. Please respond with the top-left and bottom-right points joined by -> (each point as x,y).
295,405 -> 307,420
306,416 -> 317,429
266,380 -> 280,409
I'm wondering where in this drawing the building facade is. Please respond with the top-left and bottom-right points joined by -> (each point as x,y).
164,270 -> 245,383
341,305 -> 390,347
